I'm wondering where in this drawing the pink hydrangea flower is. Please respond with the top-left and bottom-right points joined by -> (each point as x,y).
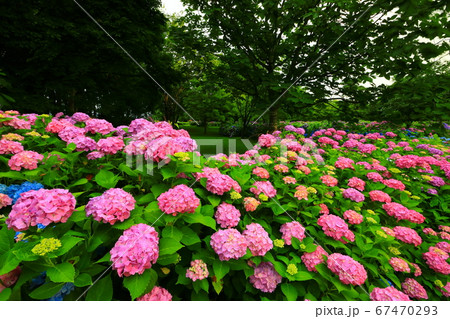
436,241 -> 450,253
71,112 -> 90,122
382,202 -> 425,224
320,175 -> 338,187
369,190 -> 391,203
0,266 -> 21,293
319,203 -> 329,215
58,125 -> 85,142
367,172 -> 383,182
411,263 -> 422,277
301,245 -> 328,272
382,179 -> 406,191
274,164 -> 289,173
137,286 -> 172,301
243,223 -> 273,256
6,189 -> 76,231
370,287 -> 410,301
0,194 -> 12,209
317,214 -> 355,243
283,176 -> 296,184
206,174 -> 241,195
210,228 -> 247,261
8,151 -> 44,171
393,226 -> 422,246
128,119 -> 154,136
327,253 -> 367,285
280,221 -> 306,245
250,181 -> 277,198
157,184 -> 200,216
85,119 -> 115,135
97,137 -> 125,154
423,250 -> 450,275
258,134 -> 277,147
343,210 -> 363,225
249,262 -> 282,293
342,188 -> 365,203
68,135 -> 97,152
186,259 -> 209,281
243,197 -> 260,212
294,185 -> 309,201
214,202 -> 241,228
0,140 -> 24,154
145,136 -> 197,162
86,188 -> 136,225
252,167 -> 270,179
110,223 -> 159,277
389,257 -> 410,273
86,151 -> 105,160
334,157 -> 354,169
438,282 -> 450,297
347,177 -> 365,191
45,119 -> 71,133
381,227 -> 396,237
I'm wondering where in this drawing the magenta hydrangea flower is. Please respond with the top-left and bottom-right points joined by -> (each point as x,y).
402,278 -> 428,299
370,287 -> 410,301
186,259 -> 209,282
423,250 -> 450,275
258,134 -> 277,147
274,164 -> 289,173
86,188 -> 136,225
110,224 -> 159,277
0,194 -> 12,209
429,176 -> 445,187
206,173 -> 241,195
367,172 -> 383,182
320,175 -> 338,187
8,151 -> 44,171
382,202 -> 425,224
243,223 -> 273,256
214,202 -> 241,228
0,140 -> 24,154
71,112 -> 90,122
210,228 -> 248,261
334,157 -> 354,169
393,226 -> 422,246
342,188 -> 365,203
280,221 -> 306,245
86,151 -> 105,160
68,135 -> 97,152
436,241 -> 450,253
389,257 -> 410,273
347,177 -> 365,191
382,179 -> 406,191
97,137 -> 125,154
252,167 -> 270,179
327,253 -> 367,285
343,210 -> 363,225
6,189 -> 76,231
369,190 -> 391,203
58,125 -> 85,142
318,214 -> 355,243
250,181 -> 277,198
85,118 -> 115,135
157,184 -> 200,216
137,286 -> 172,301
301,245 -> 328,272
249,262 -> 282,293
243,197 -> 260,212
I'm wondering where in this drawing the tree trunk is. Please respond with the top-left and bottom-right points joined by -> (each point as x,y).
68,88 -> 77,114
268,89 -> 279,131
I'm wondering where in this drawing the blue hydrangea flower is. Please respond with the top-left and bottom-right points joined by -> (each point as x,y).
0,184 -> 7,194
47,283 -> 75,301
7,181 -> 44,204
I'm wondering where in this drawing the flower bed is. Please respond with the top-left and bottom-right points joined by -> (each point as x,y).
0,110 -> 449,301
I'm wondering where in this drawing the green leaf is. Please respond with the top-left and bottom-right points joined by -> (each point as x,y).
212,280 -> 223,294
0,227 -> 14,256
161,166 -> 177,180
123,268 -> 157,300
193,278 -> 209,293
183,213 -> 216,230
94,169 -> 119,189
213,260 -> 230,281
69,178 -> 89,188
207,195 -> 221,207
0,251 -> 20,276
157,253 -> 180,266
55,236 -> 84,256
180,226 -> 201,246
281,283 -> 298,301
162,226 -> 184,242
292,271 -> 313,281
47,262 -> 75,283
159,238 -> 184,255
151,184 -> 169,197
86,275 -> 113,301
30,282 -> 65,300
74,273 -> 93,287
0,288 -> 11,301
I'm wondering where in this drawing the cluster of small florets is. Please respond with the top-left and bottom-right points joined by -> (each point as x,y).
250,181 -> 277,198
0,140 -> 24,155
382,202 -> 425,224
8,151 -> 44,171
317,214 -> 354,243
0,193 -> 12,209
320,175 -> 338,187
110,224 -> 159,277
31,238 -> 62,256
389,257 -> 410,273
342,188 -> 365,203
258,134 -> 277,147
393,226 -> 422,246
274,164 -> 289,173
86,188 -> 135,225
423,247 -> 450,275
367,172 -> 383,182
283,176 -> 296,184
97,137 -> 125,154
294,185 -> 309,201
68,135 -> 97,152
249,262 -> 282,293
369,190 -> 391,203
243,223 -> 273,256
343,210 -> 363,225
85,119 -> 115,135
206,173 -> 241,195
137,286 -> 172,301
334,157 -> 354,169
280,221 -> 306,245
346,177 -> 365,191
157,184 -> 200,216
327,253 -> 367,285
370,287 -> 410,301
186,259 -> 209,282
243,197 -> 261,212
301,245 -> 328,272
210,228 -> 248,261
214,203 -> 241,228
58,125 -> 85,142
382,179 -> 406,190
252,167 -> 270,179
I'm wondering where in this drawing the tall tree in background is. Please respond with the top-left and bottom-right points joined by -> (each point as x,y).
179,0 -> 449,129
0,0 -> 176,124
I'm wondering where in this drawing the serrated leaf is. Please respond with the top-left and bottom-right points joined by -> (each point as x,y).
94,169 -> 119,189
162,226 -> 183,241
123,268 -> 157,300
213,260 -> 230,281
183,213 -> 216,230
159,238 -> 184,255
47,263 -> 75,283
74,273 -> 92,287
180,226 -> 201,246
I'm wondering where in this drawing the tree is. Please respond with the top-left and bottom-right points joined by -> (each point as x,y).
179,0 -> 449,129
0,0 -> 176,124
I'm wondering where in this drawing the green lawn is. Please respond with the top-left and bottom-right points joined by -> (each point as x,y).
179,125 -> 257,155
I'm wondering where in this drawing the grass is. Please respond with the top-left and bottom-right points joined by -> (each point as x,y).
179,125 -> 257,155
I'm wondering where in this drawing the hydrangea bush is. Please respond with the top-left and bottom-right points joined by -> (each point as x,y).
0,110 -> 449,301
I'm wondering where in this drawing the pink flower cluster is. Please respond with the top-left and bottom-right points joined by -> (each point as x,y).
274,164 -> 289,173
389,257 -> 410,273
301,245 -> 328,272
320,175 -> 338,187
110,223 -> 159,277
369,190 -> 391,203
97,137 -> 124,154
137,286 -> 172,301
214,203 -> 241,228
283,176 -> 296,184
210,228 -> 248,261
0,194 -> 12,209
206,174 -> 241,195
243,197 -> 260,212
382,179 -> 405,190
347,177 -> 365,191
250,181 -> 277,198
249,262 -> 282,293
86,188 -> 136,225
68,135 -> 97,152
423,247 -> 450,275
370,287 -> 410,301
342,188 -> 365,203
8,151 -> 44,171
401,278 -> 428,299
294,185 -> 308,201
85,119 -> 115,135
6,189 -> 76,231
393,226 -> 422,246
334,157 -> 354,169
186,259 -> 209,281
243,223 -> 273,256
382,202 -> 425,224
317,214 -> 355,243
327,253 -> 367,285
280,221 -> 306,245
252,167 -> 270,179
157,184 -> 200,216
0,140 -> 24,154
367,172 -> 383,182
343,210 -> 363,225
